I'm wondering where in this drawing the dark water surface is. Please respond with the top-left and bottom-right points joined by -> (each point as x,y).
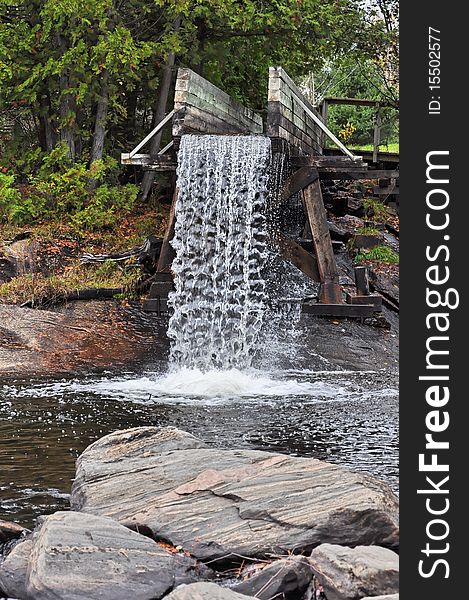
0,361 -> 398,528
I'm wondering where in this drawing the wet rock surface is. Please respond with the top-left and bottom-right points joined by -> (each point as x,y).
71,427 -> 399,562
0,521 -> 28,545
19,511 -> 208,600
0,539 -> 33,599
309,543 -> 399,600
0,301 -> 167,379
0,290 -> 398,379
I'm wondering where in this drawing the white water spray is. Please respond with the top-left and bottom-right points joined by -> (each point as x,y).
167,135 -> 272,371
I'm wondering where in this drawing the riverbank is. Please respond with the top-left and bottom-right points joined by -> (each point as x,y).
0,300 -> 398,380
1,427 -> 399,600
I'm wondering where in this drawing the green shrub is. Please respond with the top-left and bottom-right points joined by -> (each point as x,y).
355,245 -> 399,265
0,172 -> 39,225
363,198 -> 389,223
356,226 -> 381,235
1,144 -> 138,230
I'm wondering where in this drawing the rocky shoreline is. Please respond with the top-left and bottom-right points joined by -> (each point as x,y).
1,427 -> 399,600
0,301 -> 398,380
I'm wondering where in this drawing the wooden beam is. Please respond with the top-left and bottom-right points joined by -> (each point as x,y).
373,103 -> 381,164
302,179 -> 342,304
128,110 -> 175,158
292,155 -> 368,168
276,233 -> 320,282
302,303 -> 377,317
321,100 -> 328,148
121,153 -> 177,170
156,187 -> 178,273
323,97 -> 396,107
318,169 -> 399,181
281,167 -> 319,204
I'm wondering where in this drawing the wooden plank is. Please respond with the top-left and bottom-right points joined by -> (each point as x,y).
121,153 -> 176,169
281,166 -> 319,204
292,155 -> 368,168
373,103 -> 381,164
276,233 -> 320,282
173,68 -> 263,136
268,109 -> 322,154
156,187 -> 178,273
174,90 -> 261,131
346,293 -> 382,308
302,303 -> 376,317
321,100 -> 328,148
353,150 -> 400,164
324,97 -> 395,107
302,179 -> 342,304
178,68 -> 262,125
318,169 -> 399,181
267,67 -> 324,155
173,104 -> 262,137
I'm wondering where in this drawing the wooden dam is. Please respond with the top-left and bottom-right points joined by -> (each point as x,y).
122,67 -> 399,318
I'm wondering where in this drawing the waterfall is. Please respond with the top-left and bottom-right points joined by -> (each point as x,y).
167,135 -> 271,371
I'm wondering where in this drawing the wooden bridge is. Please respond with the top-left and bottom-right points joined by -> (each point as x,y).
122,67 -> 398,318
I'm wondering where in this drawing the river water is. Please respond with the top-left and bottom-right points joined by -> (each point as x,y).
0,355 -> 398,528
0,135 -> 398,528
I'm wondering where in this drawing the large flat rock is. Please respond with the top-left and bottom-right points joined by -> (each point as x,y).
0,302 -> 165,379
309,543 -> 399,600
71,427 -> 399,562
25,511 -> 208,600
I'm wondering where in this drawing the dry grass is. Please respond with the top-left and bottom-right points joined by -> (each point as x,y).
0,260 -> 142,306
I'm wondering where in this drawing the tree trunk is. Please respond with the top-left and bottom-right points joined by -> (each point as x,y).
90,70 -> 110,165
56,34 -> 76,160
58,76 -> 76,160
38,92 -> 56,152
140,16 -> 181,202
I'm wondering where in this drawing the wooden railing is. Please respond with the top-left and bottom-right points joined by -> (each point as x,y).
320,97 -> 397,163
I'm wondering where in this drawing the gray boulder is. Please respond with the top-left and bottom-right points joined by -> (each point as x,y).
361,596 -> 399,600
232,555 -> 314,599
309,544 -> 399,600
0,520 -> 29,545
164,582 -> 254,599
25,511 -> 209,600
71,427 -> 399,562
0,539 -> 33,600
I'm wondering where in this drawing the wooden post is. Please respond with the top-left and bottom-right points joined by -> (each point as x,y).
321,99 -> 329,150
354,266 -> 370,296
373,102 -> 381,164
302,175 -> 343,304
156,187 -> 178,273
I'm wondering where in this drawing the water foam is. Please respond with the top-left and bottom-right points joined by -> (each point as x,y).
168,135 -> 271,371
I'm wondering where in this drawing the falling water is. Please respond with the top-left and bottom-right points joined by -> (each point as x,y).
167,135 -> 272,371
